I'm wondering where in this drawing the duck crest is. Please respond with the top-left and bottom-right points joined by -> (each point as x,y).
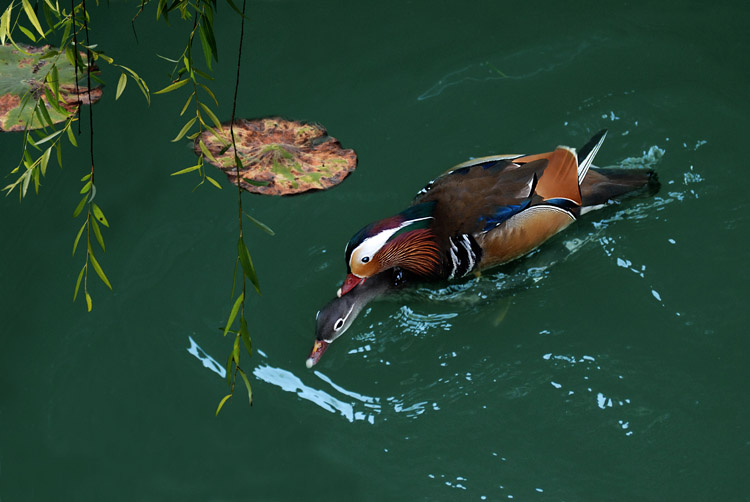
345,201 -> 437,269
386,202 -> 437,241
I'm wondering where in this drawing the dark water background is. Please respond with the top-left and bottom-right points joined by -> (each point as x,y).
1,0 -> 748,500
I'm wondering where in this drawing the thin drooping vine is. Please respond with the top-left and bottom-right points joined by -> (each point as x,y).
216,0 -> 254,415
71,0 -> 79,134
71,0 -> 114,310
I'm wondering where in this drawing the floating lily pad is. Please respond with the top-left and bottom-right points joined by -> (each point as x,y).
195,117 -> 357,196
0,43 -> 102,132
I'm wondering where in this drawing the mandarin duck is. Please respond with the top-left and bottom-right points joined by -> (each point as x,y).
306,130 -> 659,367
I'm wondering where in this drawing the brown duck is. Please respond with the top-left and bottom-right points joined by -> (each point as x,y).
307,130 -> 658,367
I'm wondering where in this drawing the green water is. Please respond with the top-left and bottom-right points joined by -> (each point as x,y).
2,0 -> 748,500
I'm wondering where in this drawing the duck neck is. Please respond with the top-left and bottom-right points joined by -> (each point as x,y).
380,228 -> 441,277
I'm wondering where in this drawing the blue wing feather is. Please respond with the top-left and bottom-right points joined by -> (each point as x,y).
479,199 -> 532,231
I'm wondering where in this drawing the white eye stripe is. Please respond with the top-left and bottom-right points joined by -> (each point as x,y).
332,304 -> 355,332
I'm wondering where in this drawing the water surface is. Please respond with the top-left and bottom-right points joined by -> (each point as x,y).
1,0 -> 748,500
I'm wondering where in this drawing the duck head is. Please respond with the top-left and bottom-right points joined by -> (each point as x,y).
337,202 -> 440,297
307,269 -> 407,368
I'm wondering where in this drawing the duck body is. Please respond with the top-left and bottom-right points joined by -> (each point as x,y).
308,130 -> 659,367
340,130 -> 633,296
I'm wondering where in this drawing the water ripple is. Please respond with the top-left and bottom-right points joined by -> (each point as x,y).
418,41 -> 592,101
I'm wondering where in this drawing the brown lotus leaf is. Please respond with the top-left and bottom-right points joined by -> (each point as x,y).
0,43 -> 101,132
194,117 -> 357,196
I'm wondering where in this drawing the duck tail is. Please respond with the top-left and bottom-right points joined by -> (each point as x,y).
580,167 -> 660,210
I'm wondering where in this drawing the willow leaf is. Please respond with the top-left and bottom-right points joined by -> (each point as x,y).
32,164 -> 40,193
224,292 -> 244,337
43,0 -> 59,14
64,45 -> 76,68
233,154 -> 243,171
238,238 -> 261,295
199,102 -> 222,131
85,291 -> 92,312
60,13 -> 70,46
215,394 -> 232,416
238,367 -> 253,405
198,139 -> 218,164
205,176 -> 222,189
72,220 -> 86,255
21,170 -> 31,197
91,202 -> 109,227
241,178 -> 270,187
49,63 -> 59,99
171,117 -> 196,143
73,195 -> 87,218
43,86 -> 63,115
115,73 -> 127,100
40,89 -> 58,123
42,8 -> 55,32
193,67 -> 214,81
66,124 -> 77,147
119,66 -> 150,105
153,78 -> 189,95
1,7 -> 11,46
73,264 -> 85,301
21,0 -> 45,38
205,125 -> 230,147
198,83 -> 218,106
197,23 -> 213,70
170,163 -> 201,176
232,333 -> 241,364
225,354 -> 233,388
155,0 -> 167,20
202,16 -> 218,61
18,25 -> 36,42
91,217 -> 105,252
40,147 -> 51,177
245,212 -> 275,236
239,315 -> 252,356
88,251 -> 112,290
180,92 -> 194,116
35,128 -> 64,147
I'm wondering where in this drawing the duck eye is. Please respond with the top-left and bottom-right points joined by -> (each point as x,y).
361,256 -> 370,263
333,318 -> 345,331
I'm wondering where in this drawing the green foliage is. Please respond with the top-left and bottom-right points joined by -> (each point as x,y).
154,0 -> 231,192
72,174 -> 111,311
2,0 -> 263,411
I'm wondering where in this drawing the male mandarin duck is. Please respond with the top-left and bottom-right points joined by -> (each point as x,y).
306,130 -> 659,367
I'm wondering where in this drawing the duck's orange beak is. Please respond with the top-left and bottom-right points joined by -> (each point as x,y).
337,273 -> 366,297
305,339 -> 329,368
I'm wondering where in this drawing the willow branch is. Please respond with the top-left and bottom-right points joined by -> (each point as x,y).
230,0 -> 247,280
